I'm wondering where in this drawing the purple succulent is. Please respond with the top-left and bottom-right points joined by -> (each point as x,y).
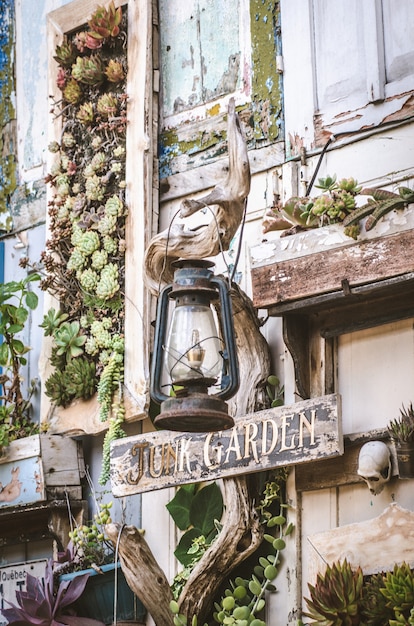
1,559 -> 105,626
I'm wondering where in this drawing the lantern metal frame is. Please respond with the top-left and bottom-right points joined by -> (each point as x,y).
150,259 -> 239,432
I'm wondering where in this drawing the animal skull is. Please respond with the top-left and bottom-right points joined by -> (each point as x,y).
357,441 -> 391,495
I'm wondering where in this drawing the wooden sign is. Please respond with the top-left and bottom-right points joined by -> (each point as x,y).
0,560 -> 47,620
0,434 -> 83,509
110,394 -> 343,495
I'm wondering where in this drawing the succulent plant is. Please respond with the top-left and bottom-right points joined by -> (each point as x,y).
79,268 -> 99,291
76,101 -> 94,124
303,559 -> 364,626
45,369 -> 73,407
360,572 -> 394,626
105,194 -> 123,216
97,213 -> 117,235
62,78 -> 83,104
45,357 -> 97,407
99,412 -> 126,485
88,0 -> 122,40
105,58 -> 125,83
54,320 -> 87,361
77,230 -> 100,256
97,92 -> 119,117
91,249 -> 108,270
67,248 -> 86,272
95,263 -> 120,299
72,55 -> 105,85
64,357 -> 97,399
40,307 -> 69,336
68,500 -> 114,568
90,151 -> 107,172
53,38 -> 77,67
344,186 -> 414,232
1,559 -> 104,626
85,174 -> 106,201
97,351 -> 124,421
380,562 -> 414,620
388,403 -> 414,444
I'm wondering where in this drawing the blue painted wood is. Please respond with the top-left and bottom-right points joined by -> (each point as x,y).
0,455 -> 45,508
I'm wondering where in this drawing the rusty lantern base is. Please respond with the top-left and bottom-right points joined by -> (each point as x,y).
154,394 -> 234,432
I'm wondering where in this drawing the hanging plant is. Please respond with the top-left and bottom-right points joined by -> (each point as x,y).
24,1 -> 128,483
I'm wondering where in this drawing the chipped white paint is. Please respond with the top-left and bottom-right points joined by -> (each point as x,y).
249,204 -> 414,269
307,503 -> 414,583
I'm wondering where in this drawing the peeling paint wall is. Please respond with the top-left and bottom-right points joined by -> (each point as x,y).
158,0 -> 283,179
0,0 -> 16,231
250,0 -> 282,144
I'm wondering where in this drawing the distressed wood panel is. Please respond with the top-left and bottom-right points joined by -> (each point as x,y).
0,434 -> 83,508
110,394 -> 343,495
160,142 -> 285,201
307,503 -> 414,582
251,226 -> 414,310
296,435 -> 397,491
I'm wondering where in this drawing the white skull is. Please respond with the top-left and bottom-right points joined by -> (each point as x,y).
357,441 -> 391,495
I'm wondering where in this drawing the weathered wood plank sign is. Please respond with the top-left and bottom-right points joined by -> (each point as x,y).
111,394 -> 343,495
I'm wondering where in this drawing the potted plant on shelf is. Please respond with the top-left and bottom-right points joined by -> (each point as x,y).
55,499 -> 146,625
388,402 -> 414,479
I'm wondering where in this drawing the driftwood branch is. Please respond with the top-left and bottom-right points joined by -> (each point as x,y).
106,523 -> 174,626
228,284 -> 271,416
106,475 -> 262,625
143,97 -> 250,295
178,476 -> 263,623
115,99 -> 270,626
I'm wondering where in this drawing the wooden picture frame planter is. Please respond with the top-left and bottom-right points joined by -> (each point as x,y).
43,0 -> 156,436
0,433 -> 84,509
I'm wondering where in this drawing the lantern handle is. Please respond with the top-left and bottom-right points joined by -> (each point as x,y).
210,276 -> 240,400
150,284 -> 173,404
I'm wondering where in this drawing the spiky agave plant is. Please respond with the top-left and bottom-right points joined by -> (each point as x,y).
303,559 -> 364,626
388,403 -> 414,444
380,562 -> 414,624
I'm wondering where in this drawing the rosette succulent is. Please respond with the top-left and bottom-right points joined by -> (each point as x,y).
63,78 -> 82,104
95,263 -> 120,300
72,54 -> 105,85
88,0 -> 122,40
105,58 -> 125,83
97,93 -> 119,117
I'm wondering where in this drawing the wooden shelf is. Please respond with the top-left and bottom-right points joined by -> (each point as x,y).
0,499 -> 87,548
249,211 -> 414,399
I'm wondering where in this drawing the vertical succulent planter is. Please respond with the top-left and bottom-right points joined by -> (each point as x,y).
42,0 -> 154,478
